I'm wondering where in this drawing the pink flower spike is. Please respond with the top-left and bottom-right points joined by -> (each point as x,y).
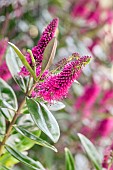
75,82 -> 100,117
93,118 -> 113,139
19,18 -> 59,77
32,55 -> 91,102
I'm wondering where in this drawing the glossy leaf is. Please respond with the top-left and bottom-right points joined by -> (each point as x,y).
0,108 -> 14,122
26,98 -> 60,143
0,99 -> 13,110
65,148 -> 75,170
78,133 -> 102,170
6,129 -> 41,151
5,145 -> 45,170
48,101 -> 65,111
0,114 -> 6,141
6,46 -> 28,92
14,125 -> 57,152
0,78 -> 18,110
41,37 -> 57,71
8,42 -> 36,80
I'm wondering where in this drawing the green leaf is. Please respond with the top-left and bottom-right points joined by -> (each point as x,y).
5,145 -> 45,170
0,108 -> 14,122
6,46 -> 29,92
48,101 -> 65,111
65,148 -> 75,170
0,78 -> 18,111
26,98 -> 60,143
8,42 -> 36,81
41,37 -> 57,72
78,133 -> 102,170
0,114 -> 6,141
6,133 -> 35,151
14,125 -> 57,152
0,165 -> 11,170
0,99 -> 14,110
6,129 -> 41,151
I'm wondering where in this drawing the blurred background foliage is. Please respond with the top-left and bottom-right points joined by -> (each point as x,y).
0,0 -> 113,169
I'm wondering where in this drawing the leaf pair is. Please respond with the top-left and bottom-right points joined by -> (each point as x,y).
3,98 -> 59,169
5,144 -> 73,170
4,101 -> 60,169
14,125 -> 57,152
0,130 -> 40,167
